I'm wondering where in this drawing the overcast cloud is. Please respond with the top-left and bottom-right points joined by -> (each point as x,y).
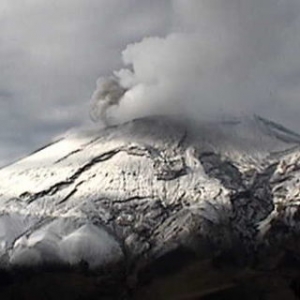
2,0 -> 300,166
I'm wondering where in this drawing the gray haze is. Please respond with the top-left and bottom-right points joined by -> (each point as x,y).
2,1 -> 300,165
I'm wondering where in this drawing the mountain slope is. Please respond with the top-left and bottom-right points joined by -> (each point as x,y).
1,115 -> 300,298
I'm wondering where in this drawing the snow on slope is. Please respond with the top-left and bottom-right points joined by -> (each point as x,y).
0,115 -> 300,269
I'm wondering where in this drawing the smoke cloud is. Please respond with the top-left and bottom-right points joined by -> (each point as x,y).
89,77 -> 127,125
90,0 -> 300,129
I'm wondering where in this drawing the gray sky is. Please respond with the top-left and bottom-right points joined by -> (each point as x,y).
2,0 -> 300,166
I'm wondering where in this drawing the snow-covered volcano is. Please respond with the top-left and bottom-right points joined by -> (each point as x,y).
1,115 -> 300,277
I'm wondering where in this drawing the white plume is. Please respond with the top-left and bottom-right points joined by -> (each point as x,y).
90,0 -> 300,129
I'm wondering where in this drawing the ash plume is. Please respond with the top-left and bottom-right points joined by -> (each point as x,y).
89,77 -> 127,125
90,0 -> 300,130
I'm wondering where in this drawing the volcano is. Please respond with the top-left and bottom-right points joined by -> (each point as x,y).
1,115 -> 300,299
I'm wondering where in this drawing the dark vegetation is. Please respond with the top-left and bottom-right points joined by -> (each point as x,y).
1,246 -> 300,300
